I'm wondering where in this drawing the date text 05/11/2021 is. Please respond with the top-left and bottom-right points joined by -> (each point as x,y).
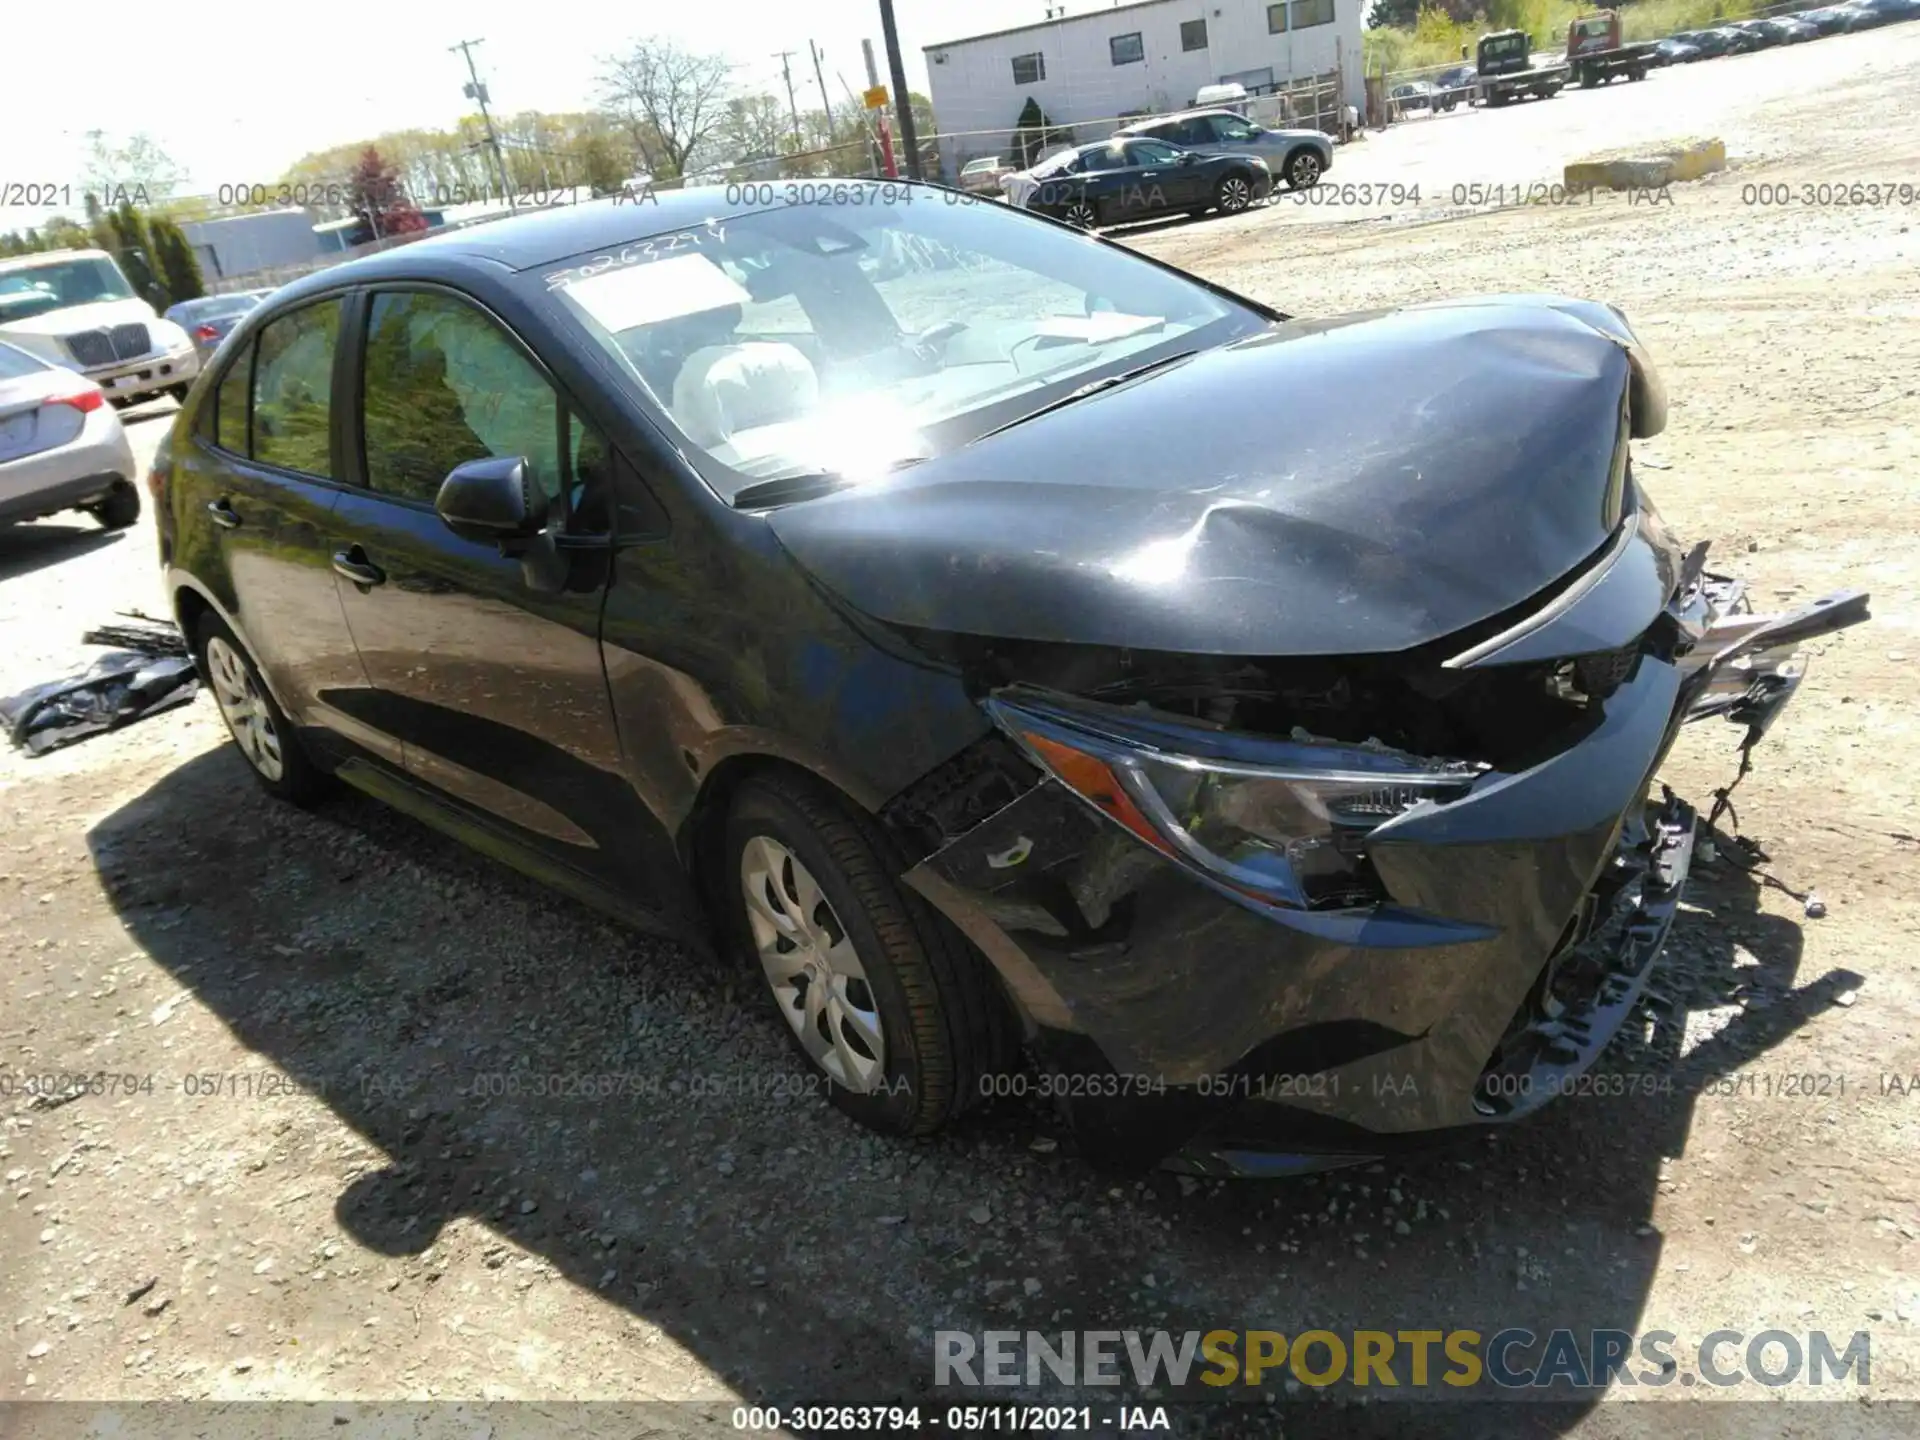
730,1406 -> 1171,1433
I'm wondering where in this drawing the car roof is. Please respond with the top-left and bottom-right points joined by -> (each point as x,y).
257,183 -> 941,305
0,248 -> 115,274
1120,107 -> 1243,130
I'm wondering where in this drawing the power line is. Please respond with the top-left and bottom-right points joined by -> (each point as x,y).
772,51 -> 804,147
449,37 -> 518,212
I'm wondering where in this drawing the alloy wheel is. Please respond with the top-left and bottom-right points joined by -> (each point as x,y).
1065,200 -> 1098,229
206,635 -> 285,782
740,835 -> 887,1092
1287,152 -> 1322,189
1219,176 -> 1253,212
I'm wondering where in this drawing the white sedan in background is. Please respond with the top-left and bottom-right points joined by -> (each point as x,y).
0,340 -> 141,530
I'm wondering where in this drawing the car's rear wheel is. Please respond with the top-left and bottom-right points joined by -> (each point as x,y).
1063,198 -> 1098,229
1284,149 -> 1323,190
168,382 -> 192,403
722,773 -> 1007,1138
107,395 -> 132,411
88,481 -> 141,530
196,615 -> 328,805
1215,173 -> 1255,213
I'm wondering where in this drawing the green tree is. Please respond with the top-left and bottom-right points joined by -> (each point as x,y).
148,217 -> 206,305
106,201 -> 164,305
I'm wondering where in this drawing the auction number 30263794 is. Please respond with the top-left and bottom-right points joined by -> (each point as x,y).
729,1404 -> 1174,1431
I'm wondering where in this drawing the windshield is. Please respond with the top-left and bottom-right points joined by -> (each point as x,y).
527,185 -> 1264,500
1482,34 -> 1528,57
0,256 -> 137,320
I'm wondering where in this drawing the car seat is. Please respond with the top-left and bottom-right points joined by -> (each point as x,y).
670,342 -> 819,449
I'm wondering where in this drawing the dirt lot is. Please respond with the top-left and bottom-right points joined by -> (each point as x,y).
3,29 -> 1919,1440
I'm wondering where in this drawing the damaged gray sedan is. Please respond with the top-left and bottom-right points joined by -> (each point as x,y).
157,188 -> 1867,1175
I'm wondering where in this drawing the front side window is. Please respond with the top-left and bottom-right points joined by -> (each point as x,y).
528,183 -> 1265,502
1291,0 -> 1335,28
361,290 -> 565,509
1124,140 -> 1182,167
1110,32 -> 1144,65
1210,115 -> 1258,142
1012,52 -> 1045,84
251,300 -> 340,476
1267,3 -> 1288,33
1181,19 -> 1208,50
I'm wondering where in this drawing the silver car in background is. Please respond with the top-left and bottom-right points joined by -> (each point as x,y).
0,340 -> 141,530
1114,107 -> 1332,190
164,290 -> 273,364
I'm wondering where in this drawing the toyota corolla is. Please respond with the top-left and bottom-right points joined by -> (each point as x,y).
154,183 -> 1868,1175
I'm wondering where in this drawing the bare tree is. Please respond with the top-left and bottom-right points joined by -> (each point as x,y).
598,38 -> 731,179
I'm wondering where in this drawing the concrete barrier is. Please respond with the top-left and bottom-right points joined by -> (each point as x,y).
1564,137 -> 1726,193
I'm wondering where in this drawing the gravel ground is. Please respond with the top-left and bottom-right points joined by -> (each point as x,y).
3,29 -> 1920,1440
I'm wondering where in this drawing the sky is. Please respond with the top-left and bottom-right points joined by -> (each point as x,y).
0,0 -> 1059,233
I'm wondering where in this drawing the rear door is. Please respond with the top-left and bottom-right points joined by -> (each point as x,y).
326,285 -> 659,905
167,296 -> 386,762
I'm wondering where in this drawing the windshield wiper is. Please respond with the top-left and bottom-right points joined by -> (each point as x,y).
731,458 -> 925,511
969,349 -> 1199,445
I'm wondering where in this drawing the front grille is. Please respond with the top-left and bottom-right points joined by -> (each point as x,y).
110,323 -> 150,360
64,331 -> 114,368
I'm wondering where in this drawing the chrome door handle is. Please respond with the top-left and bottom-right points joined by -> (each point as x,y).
207,499 -> 241,529
332,548 -> 386,587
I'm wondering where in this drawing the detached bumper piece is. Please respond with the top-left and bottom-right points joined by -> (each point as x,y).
1472,791 -> 1694,1119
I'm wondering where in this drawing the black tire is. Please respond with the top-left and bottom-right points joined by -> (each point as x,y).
107,395 -> 132,411
720,773 -> 1011,1138
168,382 -> 192,403
1063,198 -> 1098,229
89,481 -> 141,530
1283,148 -> 1323,190
1214,171 -> 1256,213
193,612 -> 330,806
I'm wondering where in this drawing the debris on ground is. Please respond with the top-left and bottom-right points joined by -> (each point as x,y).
0,614 -> 196,755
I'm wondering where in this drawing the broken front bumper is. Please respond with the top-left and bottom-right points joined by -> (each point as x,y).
902,572 -> 1868,1175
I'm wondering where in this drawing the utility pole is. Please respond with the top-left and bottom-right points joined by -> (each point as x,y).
773,51 -> 804,148
450,38 -> 516,211
860,40 -> 897,179
809,41 -> 835,134
876,1 -> 922,180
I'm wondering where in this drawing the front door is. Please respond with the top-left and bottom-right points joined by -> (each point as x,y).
328,286 -> 662,909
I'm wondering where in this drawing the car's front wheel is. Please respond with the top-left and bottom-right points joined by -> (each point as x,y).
1215,172 -> 1255,213
723,773 -> 1006,1138
1284,149 -> 1323,190
195,614 -> 328,805
1063,198 -> 1098,229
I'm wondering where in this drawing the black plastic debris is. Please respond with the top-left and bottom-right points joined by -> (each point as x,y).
1,614 -> 198,756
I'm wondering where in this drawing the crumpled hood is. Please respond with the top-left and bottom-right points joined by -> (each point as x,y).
767,294 -> 1662,657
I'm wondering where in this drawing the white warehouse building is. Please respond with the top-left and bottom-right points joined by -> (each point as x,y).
923,0 -> 1365,177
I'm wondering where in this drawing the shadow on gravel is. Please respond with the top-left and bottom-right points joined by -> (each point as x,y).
86,746 -> 1856,1437
0,522 -> 125,584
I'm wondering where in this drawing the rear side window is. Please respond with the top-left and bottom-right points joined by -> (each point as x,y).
252,300 -> 341,476
0,343 -> 46,380
215,346 -> 252,453
360,290 -> 565,508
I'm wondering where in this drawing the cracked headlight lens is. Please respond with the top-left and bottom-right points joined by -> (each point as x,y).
991,697 -> 1481,911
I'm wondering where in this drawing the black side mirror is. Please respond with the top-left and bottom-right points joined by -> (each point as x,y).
1178,150 -> 1200,166
435,456 -> 547,550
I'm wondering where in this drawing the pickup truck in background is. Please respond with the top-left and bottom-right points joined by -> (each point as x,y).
1566,10 -> 1657,86
1475,29 -> 1569,106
